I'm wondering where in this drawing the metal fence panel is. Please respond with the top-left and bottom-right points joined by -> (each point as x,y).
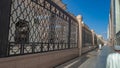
0,0 -> 78,57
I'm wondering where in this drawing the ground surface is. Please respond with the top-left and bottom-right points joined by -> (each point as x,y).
56,46 -> 114,68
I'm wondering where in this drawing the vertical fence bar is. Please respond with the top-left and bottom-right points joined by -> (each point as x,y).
77,25 -> 79,48
0,0 -> 12,57
68,18 -> 71,48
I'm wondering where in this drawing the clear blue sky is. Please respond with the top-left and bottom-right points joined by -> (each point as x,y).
62,0 -> 110,40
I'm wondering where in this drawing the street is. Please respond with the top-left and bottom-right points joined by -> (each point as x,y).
56,46 -> 115,68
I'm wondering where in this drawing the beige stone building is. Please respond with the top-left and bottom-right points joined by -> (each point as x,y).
108,0 -> 120,45
52,0 -> 66,10
97,35 -> 104,46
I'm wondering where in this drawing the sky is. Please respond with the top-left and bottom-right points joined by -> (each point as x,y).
62,0 -> 110,40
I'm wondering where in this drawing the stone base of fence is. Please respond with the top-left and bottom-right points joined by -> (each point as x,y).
0,48 -> 79,68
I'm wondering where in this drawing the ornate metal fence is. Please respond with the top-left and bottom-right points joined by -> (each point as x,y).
82,27 -> 92,47
0,0 -> 78,57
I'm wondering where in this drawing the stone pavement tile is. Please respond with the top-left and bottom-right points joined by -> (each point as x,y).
55,57 -> 80,68
95,46 -> 115,68
55,50 -> 97,68
55,55 -> 89,68
78,50 -> 98,68
78,56 -> 97,68
55,46 -> 114,68
69,56 -> 89,68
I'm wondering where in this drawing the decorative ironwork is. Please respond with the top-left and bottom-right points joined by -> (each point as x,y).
0,0 -> 78,57
94,34 -> 97,45
82,27 -> 93,47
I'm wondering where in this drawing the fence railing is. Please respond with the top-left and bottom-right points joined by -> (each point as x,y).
82,28 -> 93,47
0,0 -> 78,57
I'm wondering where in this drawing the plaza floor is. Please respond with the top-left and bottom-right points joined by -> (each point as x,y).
56,46 -> 114,68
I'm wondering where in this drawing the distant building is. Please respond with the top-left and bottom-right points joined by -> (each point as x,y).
97,35 -> 104,46
108,0 -> 120,45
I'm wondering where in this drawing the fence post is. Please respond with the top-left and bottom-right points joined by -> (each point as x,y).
76,15 -> 82,56
0,0 -> 11,57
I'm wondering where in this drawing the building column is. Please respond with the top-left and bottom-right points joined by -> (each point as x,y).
0,0 -> 12,57
91,30 -> 95,46
76,15 -> 82,56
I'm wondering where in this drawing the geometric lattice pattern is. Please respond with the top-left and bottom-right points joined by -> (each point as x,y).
82,27 -> 93,47
8,0 -> 78,56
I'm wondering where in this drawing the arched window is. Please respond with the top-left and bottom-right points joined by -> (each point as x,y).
15,20 -> 29,43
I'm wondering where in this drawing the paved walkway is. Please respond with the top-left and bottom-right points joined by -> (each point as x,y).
55,46 -> 114,68
80,46 -> 114,68
95,46 -> 114,68
78,51 -> 97,68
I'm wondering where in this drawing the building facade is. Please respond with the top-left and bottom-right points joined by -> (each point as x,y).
108,0 -> 120,45
97,35 -> 104,46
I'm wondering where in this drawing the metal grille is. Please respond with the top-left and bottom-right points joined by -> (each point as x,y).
70,21 -> 78,48
7,0 -> 78,56
94,35 -> 97,45
82,28 -> 92,47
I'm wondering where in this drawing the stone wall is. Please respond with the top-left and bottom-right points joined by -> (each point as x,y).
0,48 -> 79,68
